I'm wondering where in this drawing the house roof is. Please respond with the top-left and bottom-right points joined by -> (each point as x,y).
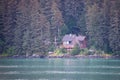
62,34 -> 76,42
77,35 -> 86,41
62,34 -> 86,42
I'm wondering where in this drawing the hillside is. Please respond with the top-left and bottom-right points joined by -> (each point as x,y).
0,0 -> 120,56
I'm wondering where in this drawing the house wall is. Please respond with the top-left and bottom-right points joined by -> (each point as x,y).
63,41 -> 74,49
62,35 -> 87,49
80,39 -> 86,49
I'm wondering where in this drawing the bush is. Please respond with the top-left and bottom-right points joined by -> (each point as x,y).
3,47 -> 15,56
48,44 -> 55,52
79,48 -> 89,55
60,48 -> 67,54
70,44 -> 80,55
1,47 -> 15,57
54,48 -> 67,55
0,53 -> 9,57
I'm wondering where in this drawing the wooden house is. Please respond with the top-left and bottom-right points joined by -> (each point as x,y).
62,34 -> 86,49
76,35 -> 86,49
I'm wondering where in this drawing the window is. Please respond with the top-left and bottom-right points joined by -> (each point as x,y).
63,41 -> 72,45
66,41 -> 69,44
69,41 -> 72,44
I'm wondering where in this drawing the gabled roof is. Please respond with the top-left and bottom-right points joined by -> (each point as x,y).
62,34 -> 76,42
62,34 -> 86,42
77,35 -> 86,41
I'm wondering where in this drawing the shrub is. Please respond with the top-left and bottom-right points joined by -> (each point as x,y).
1,47 -> 15,57
54,48 -> 67,55
48,44 -> 55,52
70,44 -> 80,55
79,48 -> 89,55
60,48 -> 67,54
4,47 -> 15,56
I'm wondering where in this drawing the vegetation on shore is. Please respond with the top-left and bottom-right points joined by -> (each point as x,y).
0,0 -> 120,57
48,45 -> 112,58
0,45 -> 112,58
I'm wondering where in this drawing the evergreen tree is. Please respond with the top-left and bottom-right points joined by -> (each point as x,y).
109,0 -> 120,55
1,0 -> 120,55
0,0 -> 5,53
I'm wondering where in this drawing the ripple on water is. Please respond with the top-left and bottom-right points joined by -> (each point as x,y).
0,58 -> 120,80
0,71 -> 120,75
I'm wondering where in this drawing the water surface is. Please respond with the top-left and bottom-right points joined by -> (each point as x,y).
0,58 -> 120,80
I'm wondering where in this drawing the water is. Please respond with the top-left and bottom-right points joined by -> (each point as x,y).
0,58 -> 120,80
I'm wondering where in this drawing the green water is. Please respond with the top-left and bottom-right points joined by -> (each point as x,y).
0,58 -> 120,80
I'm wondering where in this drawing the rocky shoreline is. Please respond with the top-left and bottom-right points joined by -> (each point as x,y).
0,54 -> 120,59
47,54 -> 120,59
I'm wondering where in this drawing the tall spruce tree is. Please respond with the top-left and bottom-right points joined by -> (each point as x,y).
109,0 -> 120,55
0,0 -> 5,53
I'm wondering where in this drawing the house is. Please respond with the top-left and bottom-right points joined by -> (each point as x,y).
62,34 -> 86,49
76,35 -> 86,49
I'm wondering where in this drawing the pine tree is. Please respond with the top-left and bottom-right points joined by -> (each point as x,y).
85,1 -> 108,51
0,0 -> 5,53
109,0 -> 120,55
16,0 -> 32,55
3,0 -> 19,55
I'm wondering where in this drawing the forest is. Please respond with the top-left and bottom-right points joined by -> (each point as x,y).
0,0 -> 120,56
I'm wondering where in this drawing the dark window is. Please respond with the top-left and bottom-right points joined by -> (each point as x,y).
69,41 -> 72,44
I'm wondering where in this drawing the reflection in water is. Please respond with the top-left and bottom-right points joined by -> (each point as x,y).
0,58 -> 120,80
